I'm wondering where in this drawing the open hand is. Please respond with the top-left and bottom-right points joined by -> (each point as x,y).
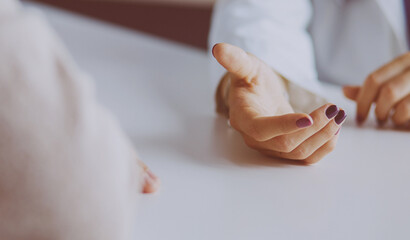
213,43 -> 347,164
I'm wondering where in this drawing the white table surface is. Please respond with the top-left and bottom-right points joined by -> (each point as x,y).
28,3 -> 410,240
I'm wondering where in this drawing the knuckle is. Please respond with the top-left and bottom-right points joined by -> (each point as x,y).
392,115 -> 402,126
232,117 -> 262,141
327,140 -> 337,152
366,73 -> 381,87
393,106 -> 410,125
304,156 -> 322,165
274,136 -> 295,153
229,118 -> 241,131
247,123 -> 265,141
305,141 -> 337,164
381,85 -> 397,101
290,147 -> 310,160
322,126 -> 337,140
243,137 -> 258,149
399,101 -> 410,114
259,150 -> 276,158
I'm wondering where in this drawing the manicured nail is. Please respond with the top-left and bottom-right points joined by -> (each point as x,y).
296,117 -> 312,128
335,128 -> 340,135
335,110 -> 347,125
325,105 -> 339,119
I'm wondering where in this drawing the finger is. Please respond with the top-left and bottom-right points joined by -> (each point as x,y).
243,108 -> 345,154
137,159 -> 148,171
392,94 -> 410,127
138,160 -> 160,194
238,113 -> 314,142
276,110 -> 346,160
356,53 -> 410,124
257,104 -> 340,153
142,169 -> 160,194
343,85 -> 360,101
258,135 -> 339,164
212,43 -> 258,80
304,135 -> 339,165
375,71 -> 410,123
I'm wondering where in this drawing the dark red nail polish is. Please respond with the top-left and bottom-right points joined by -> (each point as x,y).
296,117 -> 312,128
325,105 -> 339,119
335,128 -> 340,135
335,110 -> 347,125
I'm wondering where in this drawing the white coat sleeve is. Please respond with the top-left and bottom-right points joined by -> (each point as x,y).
209,0 -> 328,113
0,1 -> 139,239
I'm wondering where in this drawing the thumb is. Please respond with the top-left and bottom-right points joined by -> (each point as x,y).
212,43 -> 257,80
343,85 -> 360,101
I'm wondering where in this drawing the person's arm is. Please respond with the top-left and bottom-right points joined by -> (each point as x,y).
343,53 -> 410,128
0,2 -> 157,239
209,0 -> 345,163
209,0 -> 326,113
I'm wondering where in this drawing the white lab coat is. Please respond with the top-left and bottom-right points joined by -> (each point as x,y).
209,0 -> 408,111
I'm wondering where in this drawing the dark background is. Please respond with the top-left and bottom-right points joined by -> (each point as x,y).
28,0 -> 213,50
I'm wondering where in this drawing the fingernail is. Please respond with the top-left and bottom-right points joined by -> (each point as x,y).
335,110 -> 347,125
325,105 -> 339,119
296,117 -> 312,128
335,128 -> 340,135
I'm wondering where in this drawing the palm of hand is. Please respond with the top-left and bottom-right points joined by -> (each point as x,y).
213,43 -> 346,164
227,61 -> 294,124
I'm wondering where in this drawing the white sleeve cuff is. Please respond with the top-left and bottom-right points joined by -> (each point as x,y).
277,71 -> 328,113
